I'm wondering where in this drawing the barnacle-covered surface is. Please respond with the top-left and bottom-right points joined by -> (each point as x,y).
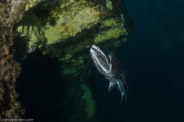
0,0 -> 29,119
0,0 -> 131,121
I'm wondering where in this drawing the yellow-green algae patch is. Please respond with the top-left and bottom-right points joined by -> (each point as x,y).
17,12 -> 45,47
25,0 -> 45,11
106,0 -> 113,10
17,0 -> 101,46
94,18 -> 128,43
44,16 -> 64,44
100,18 -> 121,28
16,0 -> 128,58
45,4 -> 100,44
81,84 -> 95,118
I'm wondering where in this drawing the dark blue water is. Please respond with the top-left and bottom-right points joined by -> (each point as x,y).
96,0 -> 184,122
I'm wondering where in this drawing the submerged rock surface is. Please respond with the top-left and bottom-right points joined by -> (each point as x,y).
17,0 -> 128,57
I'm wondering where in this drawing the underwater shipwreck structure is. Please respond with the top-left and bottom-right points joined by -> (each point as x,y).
0,0 -> 132,121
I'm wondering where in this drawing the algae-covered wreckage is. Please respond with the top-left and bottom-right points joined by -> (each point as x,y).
0,0 -> 132,121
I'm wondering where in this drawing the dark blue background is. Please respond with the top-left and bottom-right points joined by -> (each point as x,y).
95,0 -> 184,122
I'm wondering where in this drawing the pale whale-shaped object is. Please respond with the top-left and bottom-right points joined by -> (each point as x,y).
90,44 -> 128,100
